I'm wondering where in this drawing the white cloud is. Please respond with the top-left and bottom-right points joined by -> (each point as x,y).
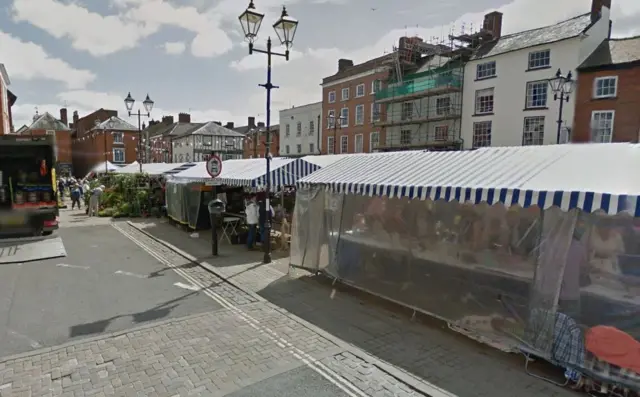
162,41 -> 186,55
231,0 -> 640,124
0,30 -> 95,89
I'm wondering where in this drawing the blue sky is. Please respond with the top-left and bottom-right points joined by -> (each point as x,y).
1,0 -> 638,130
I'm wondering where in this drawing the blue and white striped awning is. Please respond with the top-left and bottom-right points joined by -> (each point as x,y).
169,157 -> 321,189
298,144 -> 640,216
114,162 -> 196,176
164,162 -> 196,175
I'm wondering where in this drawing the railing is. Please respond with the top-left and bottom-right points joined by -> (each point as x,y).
375,75 -> 463,101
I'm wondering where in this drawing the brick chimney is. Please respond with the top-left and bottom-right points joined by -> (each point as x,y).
247,116 -> 255,128
162,115 -> 174,124
338,59 -> 354,72
59,108 -> 68,126
72,110 -> 79,127
483,11 -> 503,39
225,122 -> 234,129
213,121 -> 222,126
257,122 -> 265,128
591,0 -> 611,22
178,112 -> 191,123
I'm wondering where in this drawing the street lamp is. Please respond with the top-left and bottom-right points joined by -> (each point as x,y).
238,1 -> 298,264
124,92 -> 154,172
327,114 -> 344,154
547,69 -> 575,144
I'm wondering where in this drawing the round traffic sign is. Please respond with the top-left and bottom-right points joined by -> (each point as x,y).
206,155 -> 222,178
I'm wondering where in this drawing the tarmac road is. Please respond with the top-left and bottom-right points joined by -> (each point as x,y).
0,224 -> 220,357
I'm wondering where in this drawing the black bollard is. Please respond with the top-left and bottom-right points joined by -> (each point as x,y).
210,213 -> 219,256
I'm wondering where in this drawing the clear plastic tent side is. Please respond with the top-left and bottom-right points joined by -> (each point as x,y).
290,190 -> 640,389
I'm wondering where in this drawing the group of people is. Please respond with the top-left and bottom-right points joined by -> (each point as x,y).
244,194 -> 274,250
57,176 -> 105,216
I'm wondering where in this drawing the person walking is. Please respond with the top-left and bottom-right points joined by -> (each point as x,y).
88,185 -> 104,217
245,196 -> 259,250
70,183 -> 82,210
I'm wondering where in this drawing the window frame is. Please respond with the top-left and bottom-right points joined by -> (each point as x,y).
327,110 -> 335,129
476,61 -> 496,80
328,91 -> 336,103
400,129 -> 412,146
355,104 -> 364,125
472,121 -> 492,148
371,103 -> 381,122
435,97 -> 451,116
522,116 -> 545,146
341,87 -> 349,101
340,135 -> 348,153
309,143 -> 315,153
434,125 -> 448,141
340,107 -> 349,127
327,136 -> 335,154
309,120 -> 314,135
285,124 -> 290,137
593,76 -> 618,99
525,80 -> 548,109
527,49 -> 551,70
296,121 -> 302,136
285,144 -> 290,154
371,79 -> 381,94
401,102 -> 413,120
475,88 -> 494,115
369,131 -> 379,152
113,131 -> 124,144
590,110 -> 615,143
354,134 -> 364,153
112,148 -> 125,163
296,144 -> 302,154
355,84 -> 365,98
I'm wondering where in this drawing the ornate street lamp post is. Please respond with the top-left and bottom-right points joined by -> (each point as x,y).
124,93 -> 154,172
548,69 -> 575,144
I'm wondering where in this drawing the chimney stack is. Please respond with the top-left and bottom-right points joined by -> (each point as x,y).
257,122 -> 265,128
591,0 -> 611,21
483,11 -> 503,39
213,121 -> 222,126
248,116 -> 255,128
338,59 -> 354,72
60,108 -> 68,126
178,112 -> 191,123
72,110 -> 79,127
162,115 -> 174,124
225,122 -> 234,129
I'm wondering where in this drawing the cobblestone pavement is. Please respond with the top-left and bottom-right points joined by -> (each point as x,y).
0,221 -> 449,397
129,220 -> 579,397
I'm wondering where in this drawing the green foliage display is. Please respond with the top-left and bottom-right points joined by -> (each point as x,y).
88,173 -> 158,218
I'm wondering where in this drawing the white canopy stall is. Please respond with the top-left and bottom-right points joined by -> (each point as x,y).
293,143 -> 640,388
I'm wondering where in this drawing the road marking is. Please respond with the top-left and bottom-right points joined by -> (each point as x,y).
115,270 -> 148,279
173,282 -> 200,291
113,223 -> 367,397
56,263 -> 90,270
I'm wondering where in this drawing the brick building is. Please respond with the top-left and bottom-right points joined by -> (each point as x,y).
145,113 -> 201,163
71,109 -> 138,176
573,36 -> 640,143
321,55 -> 392,154
243,124 -> 279,158
20,111 -> 73,175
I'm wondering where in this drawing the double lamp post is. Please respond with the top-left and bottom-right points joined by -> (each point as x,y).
124,93 -> 154,173
547,68 -> 575,144
238,0 -> 298,264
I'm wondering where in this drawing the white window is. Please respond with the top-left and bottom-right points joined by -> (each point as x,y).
285,144 -> 290,154
113,148 -> 125,163
400,129 -> 412,145
356,84 -> 365,97
327,136 -> 335,154
591,111 -> 615,143
328,91 -> 336,103
472,121 -> 492,148
113,132 -> 124,143
45,130 -> 55,136
369,131 -> 379,152
296,144 -> 301,154
476,61 -> 496,80
309,143 -> 315,153
371,103 -> 381,122
296,121 -> 302,136
525,81 -> 548,109
285,124 -> 290,137
434,125 -> 448,141
340,107 -> 349,127
355,134 -> 363,153
309,120 -> 314,135
340,135 -> 348,153
475,88 -> 494,114
528,49 -> 550,70
593,76 -> 618,98
355,104 -> 364,125
327,110 -> 335,129
401,102 -> 413,120
371,79 -> 381,94
435,97 -> 451,116
522,116 -> 545,145
341,88 -> 349,101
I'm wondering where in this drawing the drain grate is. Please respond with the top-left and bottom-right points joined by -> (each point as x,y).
0,245 -> 19,258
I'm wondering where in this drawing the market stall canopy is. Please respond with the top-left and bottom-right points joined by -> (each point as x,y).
115,162 -> 195,176
298,143 -> 640,216
84,161 -> 119,178
301,154 -> 355,168
170,157 -> 321,188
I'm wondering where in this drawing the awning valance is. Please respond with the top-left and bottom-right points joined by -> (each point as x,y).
298,144 -> 640,216
115,162 -> 195,176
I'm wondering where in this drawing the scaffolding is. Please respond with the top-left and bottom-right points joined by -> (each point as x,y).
372,25 -> 496,151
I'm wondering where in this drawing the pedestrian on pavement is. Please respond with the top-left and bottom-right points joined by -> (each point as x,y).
88,185 -> 104,217
70,183 -> 82,210
57,179 -> 65,200
245,196 -> 259,250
